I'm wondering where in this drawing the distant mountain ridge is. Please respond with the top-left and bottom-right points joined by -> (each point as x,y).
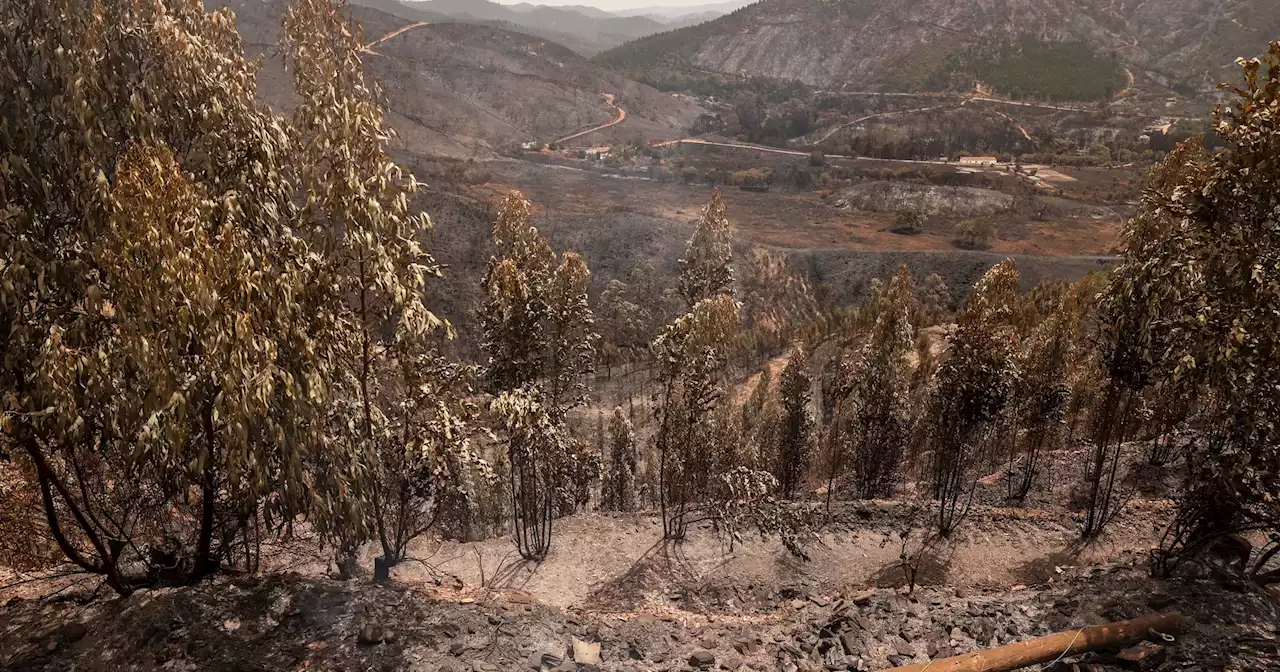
212,0 -> 701,158
615,1 -> 757,20
595,0 -> 1280,102
380,0 -> 732,55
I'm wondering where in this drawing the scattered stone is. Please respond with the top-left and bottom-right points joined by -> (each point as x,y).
357,623 -> 385,646
60,622 -> 88,644
451,642 -> 467,656
791,599 -> 809,610
529,649 -> 563,670
849,589 -> 876,605
840,632 -> 860,656
894,640 -> 915,657
1118,641 -> 1168,670
810,595 -> 831,607
689,650 -> 716,668
470,660 -> 497,672
977,618 -> 996,642
572,637 -> 602,666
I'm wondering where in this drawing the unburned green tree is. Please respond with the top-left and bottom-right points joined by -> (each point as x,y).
894,208 -> 925,234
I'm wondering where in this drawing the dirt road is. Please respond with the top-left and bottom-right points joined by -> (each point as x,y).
361,21 -> 431,56
553,93 -> 628,144
813,104 -> 952,144
652,137 -> 954,167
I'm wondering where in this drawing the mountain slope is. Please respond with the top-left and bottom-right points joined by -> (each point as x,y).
596,0 -> 1280,101
369,21 -> 704,157
400,0 -> 682,55
616,1 -> 757,20
211,0 -> 701,158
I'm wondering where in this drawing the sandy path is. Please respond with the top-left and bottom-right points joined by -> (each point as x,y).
394,502 -> 1169,610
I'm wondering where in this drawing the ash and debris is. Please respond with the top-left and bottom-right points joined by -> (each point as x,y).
3,551 -> 1277,672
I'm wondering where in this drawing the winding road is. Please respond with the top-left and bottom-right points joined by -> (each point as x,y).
552,93 -> 628,144
651,138 -> 952,167
361,21 -> 431,56
813,103 -> 952,144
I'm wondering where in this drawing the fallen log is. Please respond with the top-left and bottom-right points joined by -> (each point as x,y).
878,611 -> 1184,672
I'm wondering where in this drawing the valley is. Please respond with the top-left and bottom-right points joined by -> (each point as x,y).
207,0 -> 1167,344
6,2 -> 1280,672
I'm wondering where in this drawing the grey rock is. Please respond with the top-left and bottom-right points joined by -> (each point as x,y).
689,650 -> 716,668
529,650 -> 564,670
60,622 -> 89,644
977,618 -> 996,642
357,622 -> 385,645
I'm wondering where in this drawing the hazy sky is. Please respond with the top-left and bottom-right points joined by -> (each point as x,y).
494,0 -> 722,9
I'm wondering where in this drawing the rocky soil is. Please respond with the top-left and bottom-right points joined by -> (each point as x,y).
4,500 -> 1279,672
3,552 -> 1278,672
